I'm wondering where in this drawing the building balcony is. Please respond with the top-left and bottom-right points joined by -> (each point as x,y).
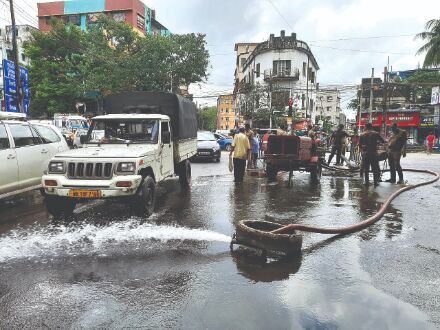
263,68 -> 300,81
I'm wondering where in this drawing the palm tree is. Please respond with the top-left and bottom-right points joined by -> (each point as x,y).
416,19 -> 440,67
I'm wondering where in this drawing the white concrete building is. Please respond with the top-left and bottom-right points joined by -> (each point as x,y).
238,31 -> 319,124
316,88 -> 342,127
0,25 -> 36,95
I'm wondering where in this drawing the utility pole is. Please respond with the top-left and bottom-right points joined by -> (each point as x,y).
382,66 -> 388,137
9,0 -> 23,113
269,81 -> 273,129
358,84 -> 362,130
368,68 -> 374,123
305,54 -> 310,120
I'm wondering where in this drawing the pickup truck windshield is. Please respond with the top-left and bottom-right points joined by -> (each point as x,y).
87,119 -> 159,144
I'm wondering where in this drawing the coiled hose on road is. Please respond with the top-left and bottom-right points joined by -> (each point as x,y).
271,168 -> 439,235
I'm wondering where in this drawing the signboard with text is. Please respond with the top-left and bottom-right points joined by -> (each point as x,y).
431,86 -> 440,105
2,59 -> 30,113
357,112 -> 420,127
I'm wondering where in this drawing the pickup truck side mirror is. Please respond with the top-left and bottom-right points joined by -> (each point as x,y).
162,131 -> 171,144
80,135 -> 88,144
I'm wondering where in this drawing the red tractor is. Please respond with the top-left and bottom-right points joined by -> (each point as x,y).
264,135 -> 325,184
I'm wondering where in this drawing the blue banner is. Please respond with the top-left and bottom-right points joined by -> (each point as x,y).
5,94 -> 19,113
2,59 -> 30,113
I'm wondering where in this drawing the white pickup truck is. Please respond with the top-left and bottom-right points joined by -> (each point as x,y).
42,92 -> 197,217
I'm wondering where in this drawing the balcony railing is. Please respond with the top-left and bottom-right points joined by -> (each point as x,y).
263,68 -> 300,81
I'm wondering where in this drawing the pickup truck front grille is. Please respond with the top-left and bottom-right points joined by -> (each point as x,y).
67,162 -> 113,179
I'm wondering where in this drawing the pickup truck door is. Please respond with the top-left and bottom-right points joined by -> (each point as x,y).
8,123 -> 46,189
160,121 -> 174,177
0,123 -> 19,195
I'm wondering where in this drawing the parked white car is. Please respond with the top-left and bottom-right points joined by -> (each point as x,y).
0,112 -> 70,200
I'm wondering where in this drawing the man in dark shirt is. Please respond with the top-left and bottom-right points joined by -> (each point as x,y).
327,124 -> 349,165
386,123 -> 407,184
359,123 -> 385,186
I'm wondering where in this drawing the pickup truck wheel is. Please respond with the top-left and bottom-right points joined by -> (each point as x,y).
135,176 -> 156,217
225,144 -> 232,152
45,196 -> 76,217
179,160 -> 191,189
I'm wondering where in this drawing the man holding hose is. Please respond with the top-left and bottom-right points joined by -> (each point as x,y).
386,123 -> 407,184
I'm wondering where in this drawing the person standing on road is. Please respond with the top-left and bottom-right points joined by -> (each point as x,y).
251,135 -> 260,169
277,124 -> 287,136
327,124 -> 349,166
307,124 -> 316,140
360,123 -> 385,186
426,132 -> 436,155
230,126 -> 250,182
386,123 -> 407,184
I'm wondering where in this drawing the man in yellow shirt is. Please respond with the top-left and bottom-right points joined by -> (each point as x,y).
230,126 -> 251,182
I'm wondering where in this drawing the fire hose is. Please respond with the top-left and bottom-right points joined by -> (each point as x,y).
271,168 -> 439,235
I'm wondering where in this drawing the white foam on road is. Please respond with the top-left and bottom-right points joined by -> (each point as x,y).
0,219 -> 231,263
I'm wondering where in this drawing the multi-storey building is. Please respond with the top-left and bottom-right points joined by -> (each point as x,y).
0,24 -> 37,99
316,89 -> 342,127
37,0 -> 170,37
356,68 -> 440,143
217,94 -> 235,130
237,31 -> 319,125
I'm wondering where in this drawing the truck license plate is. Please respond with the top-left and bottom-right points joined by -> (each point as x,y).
69,189 -> 101,198
199,152 -> 210,155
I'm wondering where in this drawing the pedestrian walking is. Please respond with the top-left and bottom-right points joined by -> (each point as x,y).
251,135 -> 260,168
426,132 -> 436,155
359,123 -> 385,186
307,124 -> 316,140
230,126 -> 250,183
386,123 -> 407,184
327,124 -> 349,166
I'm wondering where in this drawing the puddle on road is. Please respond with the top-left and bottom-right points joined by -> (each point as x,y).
0,217 -> 231,263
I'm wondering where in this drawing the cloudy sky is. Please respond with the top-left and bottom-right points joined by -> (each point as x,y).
7,0 -> 440,113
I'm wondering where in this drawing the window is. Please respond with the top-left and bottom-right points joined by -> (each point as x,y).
9,124 -> 42,147
33,125 -> 61,144
0,124 -> 10,150
21,53 -> 26,62
327,96 -> 333,102
273,60 -> 291,75
88,119 -> 159,144
161,121 -> 170,141
256,63 -> 260,78
226,109 -> 229,113
240,58 -> 246,68
327,106 -> 332,112
302,62 -> 307,76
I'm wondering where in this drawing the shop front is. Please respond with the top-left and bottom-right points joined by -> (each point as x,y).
418,115 -> 438,144
356,110 -> 420,144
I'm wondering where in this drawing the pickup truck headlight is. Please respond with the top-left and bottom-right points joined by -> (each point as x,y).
48,161 -> 66,174
116,162 -> 136,174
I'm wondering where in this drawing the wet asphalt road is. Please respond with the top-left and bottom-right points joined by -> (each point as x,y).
0,152 -> 439,329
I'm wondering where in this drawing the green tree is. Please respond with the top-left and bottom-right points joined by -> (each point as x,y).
81,14 -> 141,94
347,98 -> 359,111
25,20 -> 86,115
416,18 -> 440,67
25,16 -> 210,116
405,70 -> 440,103
197,106 -> 217,131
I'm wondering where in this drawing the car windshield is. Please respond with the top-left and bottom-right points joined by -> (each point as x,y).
86,119 -> 159,144
197,132 -> 216,141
